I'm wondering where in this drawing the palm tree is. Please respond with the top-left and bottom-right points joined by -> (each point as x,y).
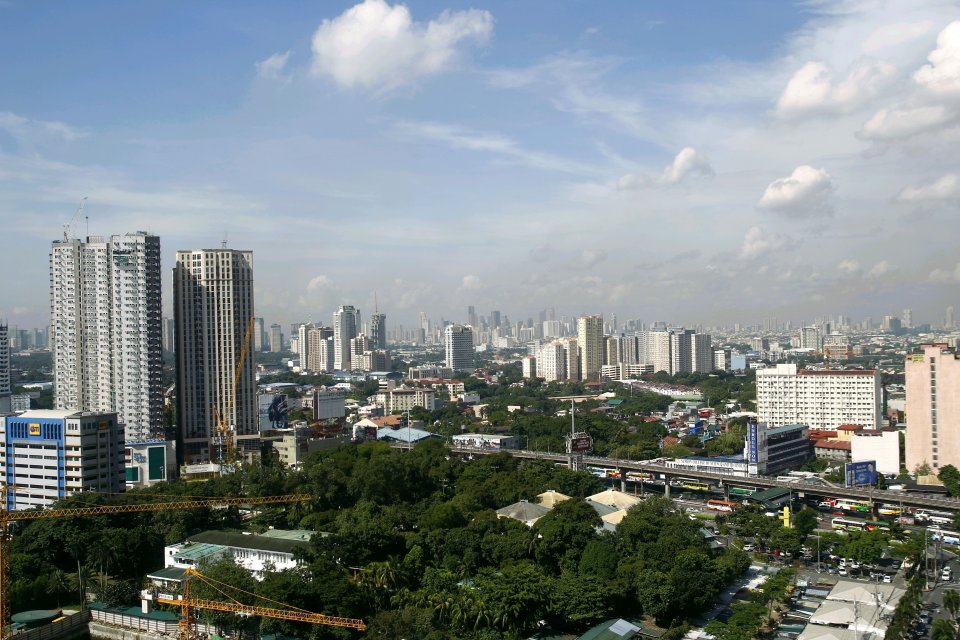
70,566 -> 92,608
944,589 -> 960,623
931,619 -> 957,640
46,570 -> 70,607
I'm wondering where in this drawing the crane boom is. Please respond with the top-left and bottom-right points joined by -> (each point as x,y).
0,494 -> 311,636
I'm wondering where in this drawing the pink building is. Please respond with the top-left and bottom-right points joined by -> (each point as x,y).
905,344 -> 960,473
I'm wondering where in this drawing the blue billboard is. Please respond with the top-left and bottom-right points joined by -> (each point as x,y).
845,460 -> 877,487
747,420 -> 759,463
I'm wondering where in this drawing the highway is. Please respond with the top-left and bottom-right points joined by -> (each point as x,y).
445,446 -> 960,512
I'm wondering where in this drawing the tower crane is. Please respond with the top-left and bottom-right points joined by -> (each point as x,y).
157,567 -> 366,640
62,196 -> 88,242
214,316 -> 257,466
0,493 -> 312,637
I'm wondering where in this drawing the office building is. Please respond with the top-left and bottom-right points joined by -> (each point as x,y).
253,317 -> 265,352
799,326 -> 822,352
670,329 -> 694,374
333,305 -> 359,371
445,324 -> 475,372
756,363 -> 882,430
905,344 -> 960,472
577,315 -> 604,381
713,348 -> 731,372
174,249 -> 257,464
692,333 -> 713,373
162,317 -> 175,353
522,355 -> 537,379
50,232 -> 163,442
745,420 -> 812,475
0,323 -> 8,413
269,323 -> 283,352
0,410 -> 125,510
369,313 -> 386,349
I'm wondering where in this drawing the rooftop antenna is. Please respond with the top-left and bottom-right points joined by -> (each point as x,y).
221,232 -> 228,249
374,291 -> 379,314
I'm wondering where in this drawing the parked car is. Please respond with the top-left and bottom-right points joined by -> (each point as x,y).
883,574 -> 892,583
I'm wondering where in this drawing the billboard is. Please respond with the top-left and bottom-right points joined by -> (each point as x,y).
568,433 -> 593,453
363,426 -> 378,442
845,460 -> 877,487
747,420 -> 760,463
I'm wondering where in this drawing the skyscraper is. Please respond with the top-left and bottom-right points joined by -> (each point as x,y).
269,323 -> 283,352
947,306 -> 955,330
576,315 -> 603,381
445,324 -> 474,372
254,317 -> 265,352
333,305 -> 360,370
369,313 -> 386,349
50,232 -> 163,441
0,323 -> 9,413
174,249 -> 257,464
906,344 -> 960,473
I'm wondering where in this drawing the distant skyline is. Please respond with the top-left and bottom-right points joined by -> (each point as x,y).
1,1 -> 960,329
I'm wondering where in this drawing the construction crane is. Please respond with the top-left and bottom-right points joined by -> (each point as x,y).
62,196 -> 88,242
214,316 -> 257,466
157,567 -> 366,640
0,493 -> 312,637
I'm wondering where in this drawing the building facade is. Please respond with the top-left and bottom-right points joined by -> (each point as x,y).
905,344 -> 960,473
445,324 -> 474,372
369,313 -> 386,349
50,232 -> 163,442
333,306 -> 359,371
0,323 -> 9,413
173,249 -> 257,464
756,364 -> 882,430
576,315 -> 603,381
0,410 -> 125,509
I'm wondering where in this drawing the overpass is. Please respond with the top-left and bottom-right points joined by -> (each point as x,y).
446,446 -> 960,512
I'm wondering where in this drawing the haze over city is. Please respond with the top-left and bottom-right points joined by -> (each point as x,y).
1,0 -> 960,328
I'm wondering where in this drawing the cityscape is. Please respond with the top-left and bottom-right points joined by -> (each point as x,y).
1,2 -> 960,640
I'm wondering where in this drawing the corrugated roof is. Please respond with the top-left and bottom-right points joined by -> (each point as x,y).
188,531 -> 307,554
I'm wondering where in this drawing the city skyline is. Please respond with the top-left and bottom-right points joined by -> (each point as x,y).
1,2 -> 960,328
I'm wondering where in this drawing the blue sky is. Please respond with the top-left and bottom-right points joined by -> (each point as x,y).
2,0 -> 960,330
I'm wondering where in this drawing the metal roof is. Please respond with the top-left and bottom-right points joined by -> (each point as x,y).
188,530 -> 308,554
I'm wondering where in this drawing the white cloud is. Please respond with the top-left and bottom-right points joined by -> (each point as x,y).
837,259 -> 861,275
867,260 -> 893,277
858,104 -> 957,141
913,20 -> 960,98
757,165 -> 834,216
255,51 -> 292,80
310,0 -> 493,93
740,226 -> 785,260
394,120 -> 596,174
0,111 -> 87,142
862,21 -> 935,53
460,274 -> 482,290
775,59 -> 896,119
617,147 -> 713,190
896,173 -> 960,201
578,249 -> 607,268
298,275 -> 342,308
929,263 -> 960,282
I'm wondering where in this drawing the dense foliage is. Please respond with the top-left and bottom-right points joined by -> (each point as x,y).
10,442 -> 750,639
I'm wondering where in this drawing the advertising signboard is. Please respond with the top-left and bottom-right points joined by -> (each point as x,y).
747,421 -> 759,463
845,460 -> 877,487
568,434 -> 593,453
363,426 -> 378,442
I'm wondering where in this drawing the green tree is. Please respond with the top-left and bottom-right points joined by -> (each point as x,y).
938,465 -> 960,497
931,618 -> 957,640
943,589 -> 960,623
551,572 -> 615,630
793,508 -> 819,540
531,498 -> 600,573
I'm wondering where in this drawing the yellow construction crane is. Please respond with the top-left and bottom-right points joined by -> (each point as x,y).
214,315 -> 257,465
157,566 -> 366,640
0,493 -> 312,637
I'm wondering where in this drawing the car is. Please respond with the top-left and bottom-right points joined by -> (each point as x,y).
883,574 -> 892,583
919,612 -> 932,625
742,543 -> 755,552
838,567 -> 848,576
941,567 -> 952,581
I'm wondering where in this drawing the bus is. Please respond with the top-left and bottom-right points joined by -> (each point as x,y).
832,518 -> 869,531
681,481 -> 710,492
707,499 -> 737,513
835,499 -> 871,513
588,467 -> 607,478
605,469 -> 622,479
729,487 -> 757,497
625,471 -> 652,482
878,505 -> 903,516
930,528 -> 960,545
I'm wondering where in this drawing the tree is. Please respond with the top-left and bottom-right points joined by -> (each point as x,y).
938,465 -> 960,497
46,570 -> 70,607
943,589 -> 960,623
636,569 -> 674,624
931,618 -> 957,640
550,572 -> 615,630
839,530 -> 887,565
793,508 -> 819,540
531,498 -> 600,573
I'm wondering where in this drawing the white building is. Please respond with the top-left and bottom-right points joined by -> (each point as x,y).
313,388 -> 346,420
50,232 -> 164,442
0,410 -> 125,509
850,429 -> 900,476
375,387 -> 438,414
174,249 -> 258,464
445,324 -> 474,372
647,330 -> 672,374
521,355 -> 537,379
713,348 -> 731,372
125,439 -> 177,487
536,341 -> 567,382
333,306 -> 359,371
162,530 -> 311,580
756,363 -> 882,430
799,326 -> 822,352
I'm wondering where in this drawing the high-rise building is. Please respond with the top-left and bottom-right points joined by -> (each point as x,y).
50,232 -> 163,442
269,323 -> 283,352
162,317 -> 175,353
647,330 -> 671,374
902,308 -> 913,329
445,325 -> 474,372
254,317 -> 265,352
174,249 -> 257,464
369,313 -> 387,349
670,329 -> 694,374
799,326 -> 822,351
333,305 -> 360,370
297,323 -> 313,368
305,325 -> 334,372
560,337 -> 580,381
0,323 -> 9,413
692,333 -> 713,373
535,341 -> 567,381
756,363 -> 882,430
0,410 -> 125,509
947,306 -> 955,330
906,344 -> 960,473
576,315 -> 603,381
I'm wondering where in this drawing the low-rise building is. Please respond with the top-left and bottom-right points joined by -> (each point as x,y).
125,440 -> 177,487
161,529 -> 313,580
375,387 -> 437,413
313,388 -> 346,420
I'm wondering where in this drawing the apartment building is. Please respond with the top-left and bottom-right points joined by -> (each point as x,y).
756,363 -> 882,430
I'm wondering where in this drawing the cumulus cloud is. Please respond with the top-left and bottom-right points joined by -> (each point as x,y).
776,59 -> 896,119
913,20 -> 960,99
578,249 -> 607,268
740,226 -> 785,260
867,261 -> 893,277
459,274 -> 482,290
929,263 -> 960,282
310,0 -> 493,92
858,104 -> 957,141
0,111 -> 87,142
896,173 -> 960,201
255,51 -> 292,80
757,165 -> 834,216
617,147 -> 713,189
837,259 -> 861,275
298,274 -> 342,307
862,21 -> 935,53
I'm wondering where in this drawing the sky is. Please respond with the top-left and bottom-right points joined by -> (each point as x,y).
1,0 -> 960,330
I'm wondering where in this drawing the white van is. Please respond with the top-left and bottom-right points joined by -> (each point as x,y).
942,566 -> 952,581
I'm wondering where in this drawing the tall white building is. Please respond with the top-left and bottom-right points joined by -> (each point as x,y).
369,313 -> 387,349
445,324 -> 475,372
333,305 -> 359,371
577,315 -> 604,381
756,363 -> 882,430
0,323 -> 9,413
535,341 -> 567,382
647,330 -> 672,374
799,326 -> 822,351
50,232 -> 163,441
174,249 -> 257,464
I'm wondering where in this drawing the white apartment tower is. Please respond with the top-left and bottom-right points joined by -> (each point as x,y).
577,315 -> 604,381
174,249 -> 257,464
333,305 -> 360,371
50,232 -> 163,441
445,325 -> 475,372
756,363 -> 881,430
